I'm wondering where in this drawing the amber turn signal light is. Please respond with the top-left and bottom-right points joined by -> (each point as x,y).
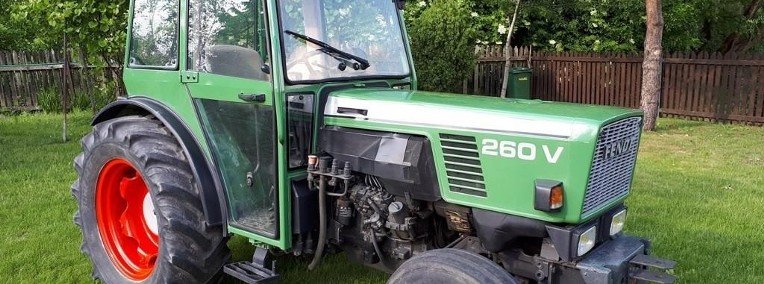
534,180 -> 564,212
550,185 -> 564,210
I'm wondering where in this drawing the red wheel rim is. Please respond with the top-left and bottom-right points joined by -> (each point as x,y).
96,158 -> 159,281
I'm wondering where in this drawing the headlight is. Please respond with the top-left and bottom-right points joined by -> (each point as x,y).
610,209 -> 627,236
577,226 -> 597,256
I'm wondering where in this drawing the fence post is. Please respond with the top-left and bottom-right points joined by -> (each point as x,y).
61,34 -> 73,142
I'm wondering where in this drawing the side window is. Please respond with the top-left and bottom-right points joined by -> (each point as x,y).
129,0 -> 179,68
188,0 -> 270,81
287,94 -> 314,168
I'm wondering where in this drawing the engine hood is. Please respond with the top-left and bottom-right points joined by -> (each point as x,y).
322,88 -> 644,224
324,88 -> 643,140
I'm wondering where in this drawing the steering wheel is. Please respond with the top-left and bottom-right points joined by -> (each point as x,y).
286,49 -> 335,79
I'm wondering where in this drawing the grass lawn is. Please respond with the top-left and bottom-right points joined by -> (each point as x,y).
0,111 -> 762,283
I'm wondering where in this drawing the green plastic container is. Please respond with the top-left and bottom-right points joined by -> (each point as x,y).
507,67 -> 532,99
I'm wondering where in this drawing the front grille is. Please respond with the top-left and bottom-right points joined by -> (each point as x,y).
582,117 -> 642,217
438,134 -> 487,197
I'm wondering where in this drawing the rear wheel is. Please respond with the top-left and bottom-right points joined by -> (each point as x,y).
387,249 -> 517,284
72,115 -> 229,283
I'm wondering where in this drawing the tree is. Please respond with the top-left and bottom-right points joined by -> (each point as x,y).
443,0 -> 763,54
406,0 -> 478,92
500,0 -> 521,98
718,0 -> 764,53
512,0 -> 644,52
640,0 -> 664,131
1,0 -> 46,50
13,0 -> 129,93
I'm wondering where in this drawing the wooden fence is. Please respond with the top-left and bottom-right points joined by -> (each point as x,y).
4,48 -> 764,123
0,50 -> 115,111
466,46 -> 764,124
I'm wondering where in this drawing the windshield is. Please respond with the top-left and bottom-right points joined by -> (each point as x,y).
278,0 -> 410,82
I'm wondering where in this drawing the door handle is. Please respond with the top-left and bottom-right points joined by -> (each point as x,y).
239,93 -> 266,103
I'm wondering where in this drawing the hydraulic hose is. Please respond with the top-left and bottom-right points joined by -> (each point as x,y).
308,175 -> 327,270
367,198 -> 384,217
370,229 -> 386,263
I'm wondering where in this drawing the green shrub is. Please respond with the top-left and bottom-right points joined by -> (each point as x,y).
71,88 -> 116,112
37,87 -> 62,113
93,81 -> 118,110
36,83 -> 116,113
72,91 -> 92,112
406,0 -> 477,93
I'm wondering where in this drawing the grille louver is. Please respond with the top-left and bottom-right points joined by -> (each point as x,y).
582,117 -> 642,217
439,134 -> 486,197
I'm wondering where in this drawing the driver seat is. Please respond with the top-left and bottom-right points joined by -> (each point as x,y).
207,45 -> 269,81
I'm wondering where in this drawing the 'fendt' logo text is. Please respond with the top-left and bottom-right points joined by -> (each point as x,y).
603,138 -> 633,159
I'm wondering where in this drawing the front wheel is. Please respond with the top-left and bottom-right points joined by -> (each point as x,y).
72,115 -> 229,283
387,249 -> 518,284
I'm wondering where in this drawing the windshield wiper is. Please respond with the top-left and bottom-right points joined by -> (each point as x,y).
285,30 -> 370,71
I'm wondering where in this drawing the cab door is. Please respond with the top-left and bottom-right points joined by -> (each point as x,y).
183,0 -> 280,239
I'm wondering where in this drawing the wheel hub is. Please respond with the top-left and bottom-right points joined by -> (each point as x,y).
95,158 -> 159,281
142,193 -> 158,235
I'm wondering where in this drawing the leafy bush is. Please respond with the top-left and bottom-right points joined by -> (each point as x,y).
93,81 -> 117,110
72,91 -> 92,112
36,85 -> 115,113
406,0 -> 478,93
37,87 -> 62,113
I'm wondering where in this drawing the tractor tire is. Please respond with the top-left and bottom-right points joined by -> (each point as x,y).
72,115 -> 230,283
387,248 -> 518,284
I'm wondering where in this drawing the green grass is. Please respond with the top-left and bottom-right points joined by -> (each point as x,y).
628,119 -> 764,283
0,112 -> 762,283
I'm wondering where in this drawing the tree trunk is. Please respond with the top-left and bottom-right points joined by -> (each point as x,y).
500,0 -> 521,98
640,0 -> 664,131
101,52 -> 127,98
78,47 -> 98,113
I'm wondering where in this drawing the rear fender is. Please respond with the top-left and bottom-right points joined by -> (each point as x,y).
92,97 -> 227,233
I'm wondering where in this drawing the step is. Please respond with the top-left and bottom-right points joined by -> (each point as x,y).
630,269 -> 676,284
224,261 -> 279,284
630,254 -> 677,270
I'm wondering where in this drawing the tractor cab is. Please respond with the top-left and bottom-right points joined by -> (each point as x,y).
169,0 -> 416,242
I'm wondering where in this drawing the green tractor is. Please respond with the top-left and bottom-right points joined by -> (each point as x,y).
72,0 -> 676,283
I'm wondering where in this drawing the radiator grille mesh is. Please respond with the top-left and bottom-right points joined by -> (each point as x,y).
582,117 -> 642,217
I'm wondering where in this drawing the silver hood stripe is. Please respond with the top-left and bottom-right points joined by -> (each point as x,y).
324,96 -> 575,138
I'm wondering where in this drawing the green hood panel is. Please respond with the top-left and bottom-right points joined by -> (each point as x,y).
323,88 -> 644,224
329,88 -> 643,130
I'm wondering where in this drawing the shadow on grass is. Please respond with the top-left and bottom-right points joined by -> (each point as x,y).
653,118 -> 708,132
225,236 -> 387,283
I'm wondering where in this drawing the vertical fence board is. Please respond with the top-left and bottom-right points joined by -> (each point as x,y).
0,52 -> 6,107
582,58 -> 590,105
583,56 -> 590,105
712,55 -> 723,117
697,52 -> 709,115
686,53 -> 698,114
626,61 -> 634,108
756,66 -> 764,118
660,57 -> 670,111
617,55 -> 626,107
